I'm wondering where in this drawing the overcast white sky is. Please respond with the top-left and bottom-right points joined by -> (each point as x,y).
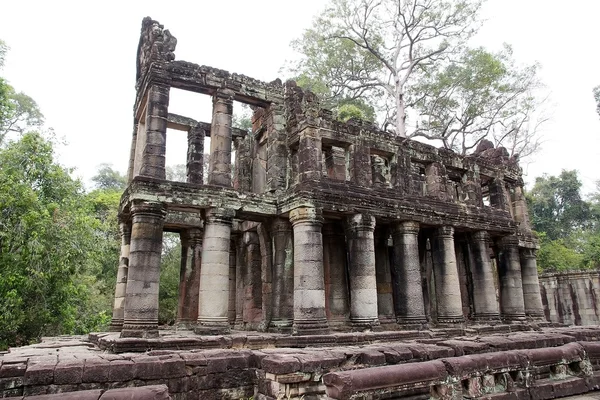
1,0 -> 599,193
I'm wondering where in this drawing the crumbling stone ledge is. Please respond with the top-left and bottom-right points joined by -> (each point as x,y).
14,385 -> 170,399
89,323 -> 539,354
2,327 -> 600,399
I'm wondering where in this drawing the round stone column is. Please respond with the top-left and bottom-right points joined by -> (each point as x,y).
121,202 -> 166,338
289,207 -> 329,335
432,226 -> 465,324
520,248 -> 545,320
270,218 -> 294,331
470,231 -> 500,321
346,214 -> 379,328
109,221 -> 132,331
391,221 -> 427,326
196,208 -> 234,334
498,236 -> 526,321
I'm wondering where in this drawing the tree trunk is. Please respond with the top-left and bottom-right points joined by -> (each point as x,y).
396,88 -> 407,138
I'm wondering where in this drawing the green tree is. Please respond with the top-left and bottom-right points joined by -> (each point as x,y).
527,170 -> 592,241
288,0 -> 483,137
0,132 -> 109,348
0,39 -> 44,145
158,233 -> 181,325
91,163 -> 127,191
412,45 -> 546,156
288,0 -> 547,157
536,232 -> 583,272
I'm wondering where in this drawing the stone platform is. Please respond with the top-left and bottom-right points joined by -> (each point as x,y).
3,326 -> 600,399
90,323 -> 538,353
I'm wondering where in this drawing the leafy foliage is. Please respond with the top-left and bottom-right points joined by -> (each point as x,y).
527,170 -> 592,241
91,163 -> 127,191
527,170 -> 600,272
0,133 -> 111,348
287,0 -> 547,158
412,46 -> 546,156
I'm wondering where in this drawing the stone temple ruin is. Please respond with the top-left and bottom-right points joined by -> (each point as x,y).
109,17 -> 545,339
6,17 -> 600,400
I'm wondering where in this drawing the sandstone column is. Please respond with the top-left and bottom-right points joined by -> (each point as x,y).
498,236 -> 526,321
187,123 -> 204,184
391,221 -> 427,326
109,221 -> 132,331
323,223 -> 350,324
121,202 -> 166,338
270,218 -> 294,330
289,207 -> 329,335
520,248 -> 545,320
375,228 -> 395,323
140,84 -> 169,179
469,231 -> 500,321
228,235 -> 237,325
234,235 -> 245,329
243,231 -> 262,329
196,208 -> 234,334
346,214 -> 379,328
176,228 -> 202,328
431,226 -> 464,324
208,89 -> 234,186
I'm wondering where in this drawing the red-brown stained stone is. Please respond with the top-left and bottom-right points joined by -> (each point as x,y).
54,360 -> 84,385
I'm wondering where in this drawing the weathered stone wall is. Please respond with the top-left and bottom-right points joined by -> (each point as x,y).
540,271 -> 600,326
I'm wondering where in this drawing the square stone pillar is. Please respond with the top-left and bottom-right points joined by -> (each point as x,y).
345,214 -> 379,329
208,89 -> 234,186
176,228 -> 203,328
270,218 -> 294,331
469,231 -> 500,321
109,221 -> 132,331
391,221 -> 427,326
234,234 -> 245,329
431,226 -> 465,324
186,124 -> 204,184
127,122 -> 138,182
323,223 -> 350,325
297,127 -> 322,182
498,236 -> 527,321
121,202 -> 166,338
242,231 -> 263,329
520,248 -> 546,320
140,84 -> 169,179
195,208 -> 234,334
375,227 -> 395,323
289,207 -> 329,335
265,104 -> 288,192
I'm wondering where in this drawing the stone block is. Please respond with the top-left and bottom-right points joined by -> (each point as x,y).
82,359 -> 111,383
54,360 -> 84,385
132,356 -> 164,379
107,360 -> 135,382
358,350 -> 386,366
25,389 -> 103,399
261,355 -> 301,375
100,384 -> 170,400
0,376 -> 23,391
24,362 -> 56,386
0,362 -> 27,378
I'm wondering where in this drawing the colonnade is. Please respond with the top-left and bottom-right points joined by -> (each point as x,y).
110,204 -> 546,337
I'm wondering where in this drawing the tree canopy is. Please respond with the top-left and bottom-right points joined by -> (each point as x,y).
288,0 -> 547,157
527,170 -> 600,272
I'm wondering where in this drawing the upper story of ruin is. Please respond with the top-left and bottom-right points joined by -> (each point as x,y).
123,17 -> 536,248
